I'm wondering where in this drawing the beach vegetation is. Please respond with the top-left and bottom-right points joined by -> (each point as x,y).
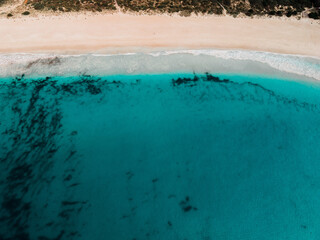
308,11 -> 319,19
29,0 -> 116,12
22,11 -> 30,15
33,2 -> 44,10
246,9 -> 254,16
24,0 -> 320,19
180,10 -> 192,16
286,10 -> 292,16
0,0 -> 7,7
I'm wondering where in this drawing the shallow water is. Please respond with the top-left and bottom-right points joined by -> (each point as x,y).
1,71 -> 320,239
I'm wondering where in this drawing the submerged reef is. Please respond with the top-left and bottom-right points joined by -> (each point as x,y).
0,73 -> 319,239
171,73 -> 318,112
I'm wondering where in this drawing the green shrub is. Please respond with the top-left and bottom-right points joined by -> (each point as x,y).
33,3 -> 44,10
308,12 -> 319,19
24,0 -> 320,17
246,9 -> 254,16
0,0 -> 7,7
286,11 -> 292,17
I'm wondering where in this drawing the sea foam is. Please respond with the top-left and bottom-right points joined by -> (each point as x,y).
0,49 -> 319,81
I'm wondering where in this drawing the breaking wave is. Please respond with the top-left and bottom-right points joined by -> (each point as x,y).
0,49 -> 319,81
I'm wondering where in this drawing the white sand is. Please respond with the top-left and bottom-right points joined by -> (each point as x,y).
0,13 -> 319,57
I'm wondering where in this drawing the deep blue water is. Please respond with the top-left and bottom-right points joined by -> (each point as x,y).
1,73 -> 320,240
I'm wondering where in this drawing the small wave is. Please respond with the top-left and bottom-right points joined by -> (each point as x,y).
145,49 -> 320,81
0,49 -> 319,80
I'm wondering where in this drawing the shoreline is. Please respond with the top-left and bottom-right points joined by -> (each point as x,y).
1,49 -> 319,82
2,48 -> 320,61
0,13 -> 320,57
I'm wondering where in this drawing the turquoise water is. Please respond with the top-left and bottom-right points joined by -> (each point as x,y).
1,73 -> 320,240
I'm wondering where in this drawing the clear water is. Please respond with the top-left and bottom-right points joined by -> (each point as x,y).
1,51 -> 320,240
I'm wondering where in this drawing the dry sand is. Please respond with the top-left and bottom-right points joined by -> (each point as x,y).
0,13 -> 319,57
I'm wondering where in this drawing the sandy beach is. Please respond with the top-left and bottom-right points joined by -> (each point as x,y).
2,5 -> 320,240
0,13 -> 319,57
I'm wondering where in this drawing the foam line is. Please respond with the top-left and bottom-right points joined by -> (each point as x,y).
0,49 -> 319,80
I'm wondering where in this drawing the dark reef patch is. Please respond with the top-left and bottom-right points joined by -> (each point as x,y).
0,75 -> 108,239
0,74 -> 132,239
0,73 -> 319,239
179,196 -> 197,213
172,73 -> 319,113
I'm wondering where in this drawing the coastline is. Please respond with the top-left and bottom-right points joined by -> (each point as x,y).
1,49 -> 319,82
0,13 -> 320,57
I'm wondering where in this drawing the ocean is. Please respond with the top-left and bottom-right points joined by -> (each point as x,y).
1,50 -> 320,240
